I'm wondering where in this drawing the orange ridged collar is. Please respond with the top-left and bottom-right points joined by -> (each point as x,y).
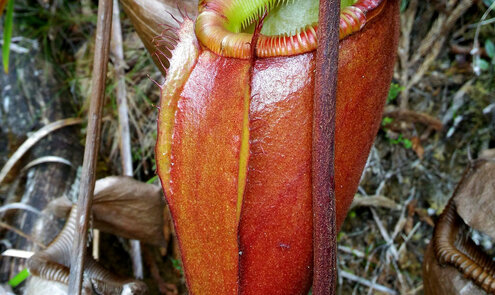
195,0 -> 386,58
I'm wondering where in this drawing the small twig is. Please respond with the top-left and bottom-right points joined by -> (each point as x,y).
390,258 -> 407,292
0,39 -> 29,53
398,221 -> 421,256
0,221 -> 46,249
450,44 -> 488,58
383,109 -> 443,131
338,245 -> 365,258
351,194 -> 401,210
371,208 -> 399,261
391,192 -> 414,241
68,0 -> 113,293
21,156 -> 73,172
92,229 -> 100,260
365,266 -> 383,295
406,284 -> 423,294
312,0 -> 340,294
467,17 -> 495,28
111,0 -> 132,178
339,270 -> 398,295
364,262 -> 383,295
111,0 -> 143,279
0,118 -> 82,184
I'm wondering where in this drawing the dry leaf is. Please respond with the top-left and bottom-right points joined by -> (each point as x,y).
453,158 -> 495,240
92,176 -> 168,246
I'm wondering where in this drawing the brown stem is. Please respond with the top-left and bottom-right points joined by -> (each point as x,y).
383,109 -> 443,131
312,0 -> 340,294
67,0 -> 113,293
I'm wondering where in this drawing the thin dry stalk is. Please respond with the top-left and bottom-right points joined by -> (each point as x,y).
351,194 -> 400,210
371,208 -> 399,261
67,0 -> 113,293
111,0 -> 132,177
110,0 -> 143,279
340,270 -> 398,295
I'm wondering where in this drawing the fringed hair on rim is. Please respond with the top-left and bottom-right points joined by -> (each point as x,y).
147,73 -> 163,91
176,1 -> 192,20
151,0 -> 195,79
152,25 -> 180,76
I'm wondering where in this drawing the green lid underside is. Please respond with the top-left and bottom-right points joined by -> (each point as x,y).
225,0 -> 357,36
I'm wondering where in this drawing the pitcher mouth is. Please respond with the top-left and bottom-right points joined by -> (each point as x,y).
195,0 -> 387,59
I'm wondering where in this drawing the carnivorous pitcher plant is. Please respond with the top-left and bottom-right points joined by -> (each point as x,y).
148,0 -> 400,293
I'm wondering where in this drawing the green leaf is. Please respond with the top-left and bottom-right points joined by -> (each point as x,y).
382,116 -> 394,126
478,58 -> 490,71
2,0 -> 14,74
387,83 -> 404,103
146,175 -> 158,184
170,258 -> 184,275
349,211 -> 357,219
8,268 -> 30,287
486,39 -> 495,59
402,138 -> 413,149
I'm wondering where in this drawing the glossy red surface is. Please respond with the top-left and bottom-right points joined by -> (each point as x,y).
167,51 -> 250,294
334,0 -> 399,229
239,53 -> 315,294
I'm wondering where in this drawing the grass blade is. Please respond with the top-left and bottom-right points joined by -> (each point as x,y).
2,0 -> 14,73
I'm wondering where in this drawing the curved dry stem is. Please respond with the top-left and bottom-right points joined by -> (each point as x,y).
433,199 -> 495,293
27,206 -> 147,294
